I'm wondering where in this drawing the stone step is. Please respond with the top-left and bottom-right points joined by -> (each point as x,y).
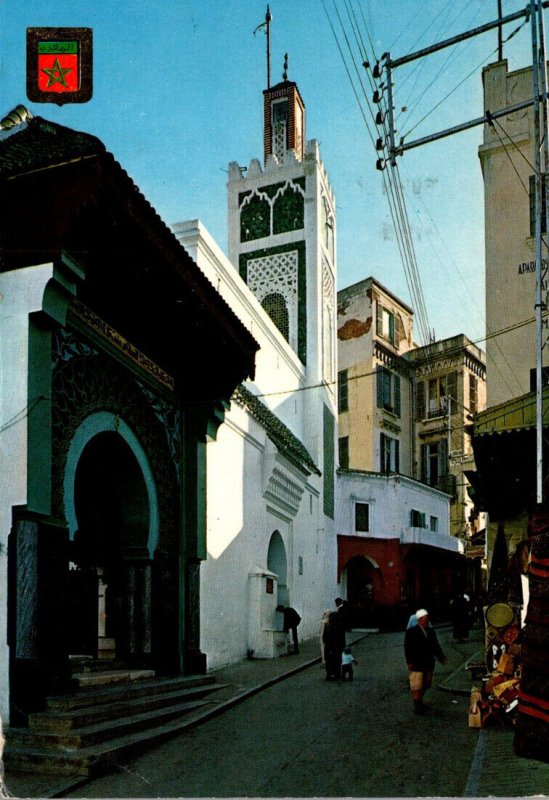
69,655 -> 128,673
7,696 -> 212,751
3,672 -> 224,778
28,683 -> 227,732
46,673 -> 216,711
4,707 -> 218,777
72,668 -> 155,689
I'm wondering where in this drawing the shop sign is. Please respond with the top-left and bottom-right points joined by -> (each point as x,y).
466,545 -> 486,559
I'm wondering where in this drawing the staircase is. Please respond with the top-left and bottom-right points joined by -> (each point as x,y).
4,662 -> 228,777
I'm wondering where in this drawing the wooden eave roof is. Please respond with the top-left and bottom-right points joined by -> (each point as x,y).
0,115 -> 259,393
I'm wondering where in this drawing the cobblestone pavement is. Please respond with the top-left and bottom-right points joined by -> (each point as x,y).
4,625 -> 549,798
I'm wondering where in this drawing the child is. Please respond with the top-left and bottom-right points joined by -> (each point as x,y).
341,646 -> 358,681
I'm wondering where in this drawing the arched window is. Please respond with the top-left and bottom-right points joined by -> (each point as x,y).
262,292 -> 290,342
273,186 -> 304,234
240,195 -> 270,241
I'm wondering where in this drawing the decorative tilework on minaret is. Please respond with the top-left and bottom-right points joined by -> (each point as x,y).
263,55 -> 305,164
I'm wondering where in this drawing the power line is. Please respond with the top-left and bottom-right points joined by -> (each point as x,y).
325,0 -> 433,345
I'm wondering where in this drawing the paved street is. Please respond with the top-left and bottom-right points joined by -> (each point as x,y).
62,627 -> 485,797
6,624 -> 549,798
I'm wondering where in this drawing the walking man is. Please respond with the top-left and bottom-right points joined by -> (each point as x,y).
276,605 -> 301,654
404,608 -> 447,714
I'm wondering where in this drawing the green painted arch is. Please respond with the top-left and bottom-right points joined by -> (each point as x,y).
63,411 -> 160,557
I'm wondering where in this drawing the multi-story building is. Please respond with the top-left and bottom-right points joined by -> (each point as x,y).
480,59 -> 547,407
474,58 -> 549,564
336,278 -> 486,622
407,335 -> 487,541
477,56 -> 549,761
337,277 -> 414,477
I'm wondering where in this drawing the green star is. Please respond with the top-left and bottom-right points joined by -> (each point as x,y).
42,57 -> 72,88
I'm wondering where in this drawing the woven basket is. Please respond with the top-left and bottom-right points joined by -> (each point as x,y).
485,602 -> 514,628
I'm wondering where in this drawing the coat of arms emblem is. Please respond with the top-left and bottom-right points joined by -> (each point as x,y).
27,27 -> 93,104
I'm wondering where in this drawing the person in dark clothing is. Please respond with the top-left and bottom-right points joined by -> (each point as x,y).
404,608 -> 448,714
323,611 -> 346,680
450,593 -> 472,641
276,605 -> 301,654
335,597 -> 352,631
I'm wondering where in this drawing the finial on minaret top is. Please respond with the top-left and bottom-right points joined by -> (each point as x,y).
283,53 -> 288,82
254,5 -> 272,88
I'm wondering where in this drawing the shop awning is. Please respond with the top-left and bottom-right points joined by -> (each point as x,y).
473,386 -> 549,437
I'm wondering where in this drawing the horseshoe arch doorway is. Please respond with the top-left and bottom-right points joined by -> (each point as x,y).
64,412 -> 159,662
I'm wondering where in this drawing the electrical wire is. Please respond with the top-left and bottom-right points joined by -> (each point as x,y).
326,0 -> 433,345
398,157 -> 525,399
397,2 -> 485,130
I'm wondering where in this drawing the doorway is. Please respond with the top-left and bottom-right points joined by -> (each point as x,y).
267,530 -> 288,608
64,414 -> 158,662
346,555 -> 378,626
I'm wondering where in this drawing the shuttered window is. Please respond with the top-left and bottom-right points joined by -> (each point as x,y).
421,438 -> 449,488
469,374 -> 478,414
380,432 -> 400,473
376,366 -> 401,417
338,436 -> 349,470
530,173 -> 548,236
338,369 -> 349,412
376,302 -> 396,345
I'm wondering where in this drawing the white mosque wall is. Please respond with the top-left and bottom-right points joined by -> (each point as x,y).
174,220 -> 338,669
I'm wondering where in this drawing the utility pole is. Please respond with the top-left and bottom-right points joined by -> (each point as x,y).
370,2 -> 549,504
531,0 -> 544,504
498,0 -> 503,61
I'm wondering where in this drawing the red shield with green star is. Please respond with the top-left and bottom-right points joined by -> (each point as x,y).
38,42 -> 79,94
27,28 -> 92,104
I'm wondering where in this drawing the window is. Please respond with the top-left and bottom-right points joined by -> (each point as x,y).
272,99 -> 288,162
262,293 -> 289,342
421,439 -> 448,488
529,173 -> 547,236
338,436 -> 349,470
410,509 -> 426,528
355,502 -> 369,532
416,372 -> 457,419
430,516 -> 439,532
469,374 -> 478,415
338,369 -> 349,412
322,197 -> 334,260
323,405 -> 335,518
380,432 -> 399,473
529,367 -> 549,392
376,366 -> 401,416
376,302 -> 395,345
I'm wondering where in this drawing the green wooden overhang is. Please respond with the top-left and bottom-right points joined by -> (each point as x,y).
472,386 -> 549,437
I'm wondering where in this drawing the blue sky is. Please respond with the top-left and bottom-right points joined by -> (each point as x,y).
0,1 -> 537,345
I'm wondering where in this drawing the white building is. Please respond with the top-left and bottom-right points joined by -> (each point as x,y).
336,278 -> 483,621
336,469 -> 458,619
175,68 -> 339,667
